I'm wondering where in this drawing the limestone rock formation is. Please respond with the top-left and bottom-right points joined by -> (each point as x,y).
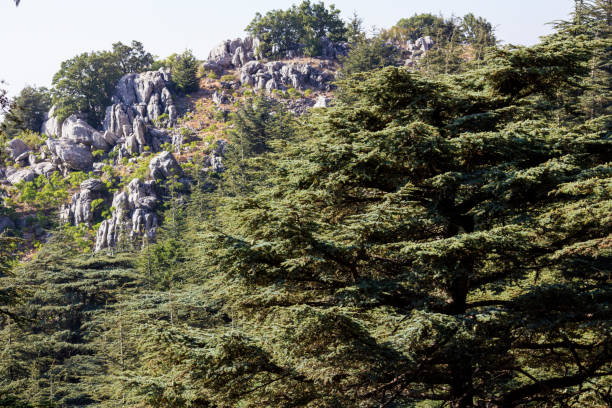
212,90 -> 232,105
95,178 -> 158,251
202,140 -> 227,173
149,151 -> 183,180
41,106 -> 63,138
404,36 -> 436,67
61,115 -> 110,151
40,68 -> 178,171
46,138 -> 94,171
239,61 -> 335,92
103,70 -> 177,156
6,138 -> 30,160
314,95 -> 330,108
14,151 -> 31,167
206,37 -> 258,70
104,69 -> 177,135
204,36 -> 347,72
60,178 -> 106,225
7,168 -> 37,185
31,162 -> 58,178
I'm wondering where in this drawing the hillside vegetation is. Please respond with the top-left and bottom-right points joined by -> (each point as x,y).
0,1 -> 611,407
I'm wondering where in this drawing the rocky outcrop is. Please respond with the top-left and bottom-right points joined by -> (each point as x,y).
39,69 -> 178,170
212,90 -> 232,105
31,162 -> 58,178
318,37 -> 349,60
104,69 -> 177,135
403,36 -> 435,67
6,138 -> 30,161
61,115 -> 111,151
41,106 -> 62,138
314,95 -> 330,108
103,70 -> 177,156
95,178 -> 158,251
46,138 -> 93,171
204,36 -> 347,72
149,151 -> 183,180
239,61 -> 335,92
202,140 -> 226,173
205,37 -> 258,71
7,168 -> 37,185
60,178 -> 105,225
14,151 -> 31,167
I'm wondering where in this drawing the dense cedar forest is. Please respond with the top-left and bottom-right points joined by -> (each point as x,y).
0,1 -> 611,407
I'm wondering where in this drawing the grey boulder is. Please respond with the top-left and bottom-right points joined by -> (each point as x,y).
7,138 -> 30,160
149,151 -> 182,180
7,168 -> 37,185
46,138 -> 94,171
80,178 -> 104,192
62,115 -> 110,151
41,105 -> 63,137
32,162 -> 58,178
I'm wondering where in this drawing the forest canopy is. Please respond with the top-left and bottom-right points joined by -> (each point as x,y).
0,1 -> 610,407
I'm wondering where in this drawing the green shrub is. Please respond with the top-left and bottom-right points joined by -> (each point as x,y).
61,223 -> 96,253
90,198 -> 104,211
0,86 -> 51,138
287,87 -> 300,99
92,149 -> 105,159
246,1 -> 347,58
128,156 -> 153,182
221,74 -> 237,82
16,172 -> 69,210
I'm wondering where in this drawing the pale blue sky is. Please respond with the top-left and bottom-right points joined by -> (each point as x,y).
1,0 -> 574,97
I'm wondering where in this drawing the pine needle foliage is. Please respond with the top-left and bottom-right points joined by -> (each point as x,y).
129,35 -> 611,407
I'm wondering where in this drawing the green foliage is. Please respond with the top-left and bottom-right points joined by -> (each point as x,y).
0,232 -> 140,406
14,129 -> 45,149
2,7 -> 612,408
126,156 -> 152,183
220,74 -> 236,82
139,238 -> 185,290
227,95 -> 295,160
16,171 -> 91,212
52,41 -> 154,127
382,13 -> 497,73
111,40 -> 153,73
0,86 -> 51,138
345,11 -> 366,44
286,87 -> 300,99
128,34 -> 611,407
154,51 -> 199,95
171,50 -> 199,94
0,236 -> 21,318
0,81 -> 9,113
246,1 -> 347,58
61,222 -> 97,253
92,149 -> 105,159
554,0 -> 612,122
52,51 -> 123,126
384,12 -> 496,47
220,95 -> 297,195
339,36 -> 402,75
